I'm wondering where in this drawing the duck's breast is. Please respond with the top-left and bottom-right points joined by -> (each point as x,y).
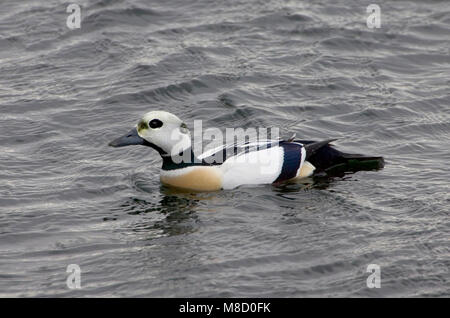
160,166 -> 223,191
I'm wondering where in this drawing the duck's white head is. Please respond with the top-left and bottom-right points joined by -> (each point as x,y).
109,111 -> 191,156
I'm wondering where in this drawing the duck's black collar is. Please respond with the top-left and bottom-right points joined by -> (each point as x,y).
159,147 -> 212,171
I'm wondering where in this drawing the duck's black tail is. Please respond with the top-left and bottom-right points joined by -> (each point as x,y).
298,139 -> 384,175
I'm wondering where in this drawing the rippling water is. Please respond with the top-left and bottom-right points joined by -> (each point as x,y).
0,0 -> 449,297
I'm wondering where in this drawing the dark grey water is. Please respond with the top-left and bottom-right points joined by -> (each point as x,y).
0,0 -> 449,297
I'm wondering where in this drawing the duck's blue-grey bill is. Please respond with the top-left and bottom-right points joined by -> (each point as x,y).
108,128 -> 144,147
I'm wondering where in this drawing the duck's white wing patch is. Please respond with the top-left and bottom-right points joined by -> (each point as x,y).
197,142 -> 233,160
198,139 -> 281,164
220,146 -> 284,189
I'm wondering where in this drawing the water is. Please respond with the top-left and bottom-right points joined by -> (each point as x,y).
0,0 -> 449,297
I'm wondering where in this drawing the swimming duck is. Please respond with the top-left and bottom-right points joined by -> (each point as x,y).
109,111 -> 384,191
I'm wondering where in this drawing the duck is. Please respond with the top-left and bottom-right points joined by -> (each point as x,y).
109,111 -> 384,191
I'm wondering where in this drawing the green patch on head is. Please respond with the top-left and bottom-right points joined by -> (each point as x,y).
137,120 -> 148,134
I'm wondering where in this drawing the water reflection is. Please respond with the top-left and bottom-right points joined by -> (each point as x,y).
117,168 -> 376,238
116,181 -> 223,238
117,194 -> 197,237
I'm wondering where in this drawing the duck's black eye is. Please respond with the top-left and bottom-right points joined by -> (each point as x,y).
149,119 -> 163,129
